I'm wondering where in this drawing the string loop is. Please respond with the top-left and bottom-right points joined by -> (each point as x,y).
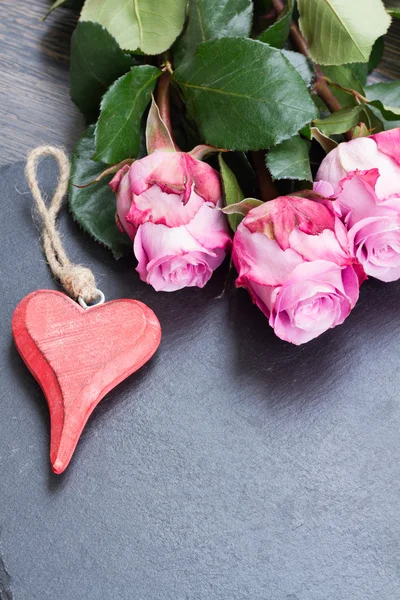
25,146 -> 99,304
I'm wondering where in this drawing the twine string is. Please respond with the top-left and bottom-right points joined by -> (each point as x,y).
25,146 -> 98,303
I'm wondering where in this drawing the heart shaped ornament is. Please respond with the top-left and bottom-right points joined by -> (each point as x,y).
12,290 -> 161,474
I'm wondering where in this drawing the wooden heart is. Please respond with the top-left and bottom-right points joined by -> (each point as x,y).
12,290 -> 161,474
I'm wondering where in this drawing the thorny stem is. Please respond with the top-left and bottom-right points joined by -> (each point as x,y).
322,77 -> 370,104
252,151 -> 278,202
271,0 -> 343,114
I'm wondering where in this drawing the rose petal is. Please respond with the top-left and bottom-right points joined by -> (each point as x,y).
288,219 -> 350,266
233,223 -> 303,288
134,222 -> 226,291
348,215 -> 400,282
371,129 -> 400,168
270,261 -> 354,345
336,170 -> 390,226
186,202 -> 231,251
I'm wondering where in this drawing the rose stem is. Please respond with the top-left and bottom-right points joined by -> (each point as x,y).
156,69 -> 175,141
252,151 -> 278,202
271,0 -> 342,114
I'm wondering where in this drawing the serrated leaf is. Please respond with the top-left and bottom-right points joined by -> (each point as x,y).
218,154 -> 245,232
366,81 -> 400,130
368,36 -> 385,71
258,0 -> 293,49
173,38 -> 317,151
266,135 -> 312,181
70,22 -> 134,121
313,106 -> 365,136
80,0 -> 187,54
297,0 -> 391,65
69,125 -> 132,258
94,66 -> 161,165
174,0 -> 253,65
281,49 -> 314,87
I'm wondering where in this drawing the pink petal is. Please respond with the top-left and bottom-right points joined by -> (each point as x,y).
288,221 -> 350,266
313,180 -> 336,198
244,196 -> 335,251
336,170 -> 388,226
371,128 -> 400,167
128,151 -> 168,196
109,163 -> 130,193
242,280 -> 280,318
185,202 -> 231,251
113,166 -> 137,240
317,136 -> 400,199
126,185 -> 205,228
315,146 -> 348,194
233,223 -> 303,288
133,222 -> 225,292
270,261 -> 355,345
348,215 -> 400,282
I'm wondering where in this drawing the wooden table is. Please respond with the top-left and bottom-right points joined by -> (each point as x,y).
1,0 -> 400,166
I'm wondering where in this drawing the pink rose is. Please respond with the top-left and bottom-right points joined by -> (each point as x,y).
316,129 -> 400,282
316,129 -> 400,199
110,98 -> 230,292
232,196 -> 364,345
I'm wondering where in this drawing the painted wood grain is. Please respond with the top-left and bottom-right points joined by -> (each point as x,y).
12,290 -> 162,473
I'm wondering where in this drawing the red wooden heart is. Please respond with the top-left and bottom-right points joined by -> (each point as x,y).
12,290 -> 161,474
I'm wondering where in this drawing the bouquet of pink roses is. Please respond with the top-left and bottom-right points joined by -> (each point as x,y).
60,0 -> 400,345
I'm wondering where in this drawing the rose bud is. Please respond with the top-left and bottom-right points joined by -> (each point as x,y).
316,129 -> 400,282
110,97 -> 230,292
232,196 -> 365,345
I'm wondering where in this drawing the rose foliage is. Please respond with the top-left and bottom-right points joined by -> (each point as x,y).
59,0 -> 400,343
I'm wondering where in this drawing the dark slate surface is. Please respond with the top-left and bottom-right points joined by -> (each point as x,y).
1,159 -> 400,600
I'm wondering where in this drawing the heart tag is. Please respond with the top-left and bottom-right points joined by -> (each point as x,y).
12,290 -> 161,473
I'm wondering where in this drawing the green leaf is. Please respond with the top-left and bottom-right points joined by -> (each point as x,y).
222,152 -> 257,198
313,105 -> 364,136
366,81 -> 400,109
387,8 -> 400,18
297,0 -> 391,65
266,135 -> 312,181
347,38 -> 384,85
69,126 -> 132,258
94,66 -> 161,165
349,63 -> 369,86
366,81 -> 400,129
361,105 -> 384,134
281,49 -> 314,87
222,198 -> 264,216
310,127 -> 338,153
173,38 -> 317,151
218,154 -> 245,231
80,0 -> 187,54
43,0 -> 68,19
258,0 -> 293,49
322,65 -> 365,108
174,0 -> 253,65
70,22 -> 134,121
368,36 -> 385,71
368,100 -> 400,121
